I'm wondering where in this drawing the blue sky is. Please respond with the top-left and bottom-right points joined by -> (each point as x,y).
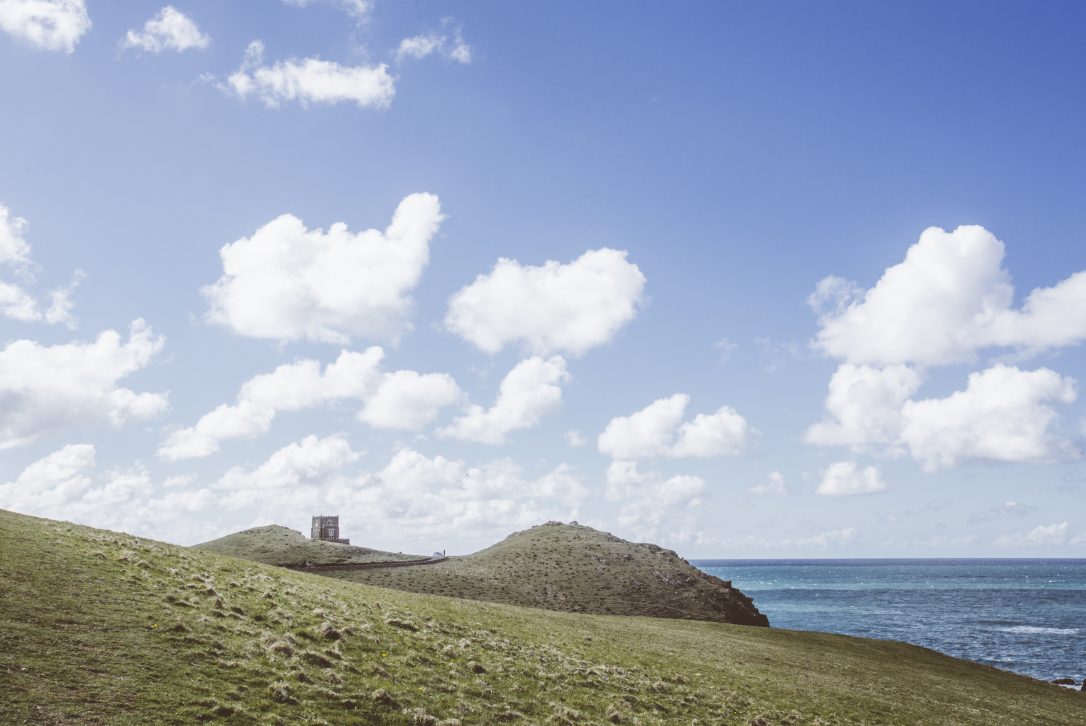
0,0 -> 1084,556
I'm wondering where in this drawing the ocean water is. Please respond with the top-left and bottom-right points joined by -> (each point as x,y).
692,559 -> 1086,683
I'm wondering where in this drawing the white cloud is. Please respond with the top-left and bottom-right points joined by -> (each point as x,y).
159,347 -> 461,460
0,204 -> 30,264
811,225 -> 1086,366
446,248 -> 646,356
218,434 -> 359,498
750,470 -> 787,495
439,356 -> 568,444
121,6 -> 208,54
805,364 -> 921,451
159,349 -> 384,460
817,461 -> 887,496
0,203 -> 81,327
203,193 -> 442,343
808,363 -> 1079,470
0,321 -> 168,449
901,365 -> 1077,470
565,429 -> 586,447
600,460 -> 706,541
396,20 -> 472,65
597,393 -> 751,460
0,444 -> 217,543
0,0 -> 90,53
994,521 -> 1068,547
225,40 -> 395,109
359,370 -> 462,431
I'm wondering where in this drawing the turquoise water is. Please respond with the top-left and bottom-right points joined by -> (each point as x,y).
692,559 -> 1086,683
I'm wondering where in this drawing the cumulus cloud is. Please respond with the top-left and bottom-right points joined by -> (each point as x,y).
203,193 -> 442,344
817,461 -> 887,496
359,370 -> 462,431
0,444 -> 217,543
0,0 -> 90,53
0,321 -> 168,449
121,6 -> 208,54
901,365 -> 1077,470
811,225 -> 1086,366
396,19 -> 472,64
597,394 -> 751,460
159,347 -> 461,460
994,521 -> 1068,547
218,434 -> 359,500
446,248 -> 646,356
439,356 -> 568,444
565,429 -> 586,447
0,203 -> 81,327
224,40 -> 395,109
750,470 -> 787,495
805,364 -> 922,451
808,363 -> 1079,470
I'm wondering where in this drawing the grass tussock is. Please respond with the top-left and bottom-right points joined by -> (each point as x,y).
0,508 -> 1083,725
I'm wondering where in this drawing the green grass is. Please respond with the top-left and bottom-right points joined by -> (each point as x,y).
1,509 -> 1083,725
328,522 -> 767,625
194,525 -> 423,566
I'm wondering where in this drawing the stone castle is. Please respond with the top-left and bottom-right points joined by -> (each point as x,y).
310,515 -> 350,545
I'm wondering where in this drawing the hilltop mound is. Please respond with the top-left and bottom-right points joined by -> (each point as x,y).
3,509 -> 1083,725
194,524 -> 423,566
330,521 -> 768,625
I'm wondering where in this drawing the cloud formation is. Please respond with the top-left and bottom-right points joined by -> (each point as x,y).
225,40 -> 395,109
446,248 -> 645,356
597,394 -> 751,460
158,347 -> 462,460
0,0 -> 89,53
0,321 -> 168,449
121,6 -> 209,54
810,225 -> 1086,366
816,461 -> 886,496
0,203 -> 81,327
807,226 -> 1085,472
0,443 -> 216,543
203,193 -> 442,344
808,363 -> 1079,470
396,20 -> 472,64
440,356 -> 569,444
994,521 -> 1068,547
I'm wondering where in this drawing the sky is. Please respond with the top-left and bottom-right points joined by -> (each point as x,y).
0,0 -> 1084,557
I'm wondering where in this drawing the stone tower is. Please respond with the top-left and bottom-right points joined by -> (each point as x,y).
310,515 -> 350,544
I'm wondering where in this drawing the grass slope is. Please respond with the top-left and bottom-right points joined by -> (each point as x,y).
195,525 -> 423,567
1,509 -> 1082,725
329,522 -> 768,625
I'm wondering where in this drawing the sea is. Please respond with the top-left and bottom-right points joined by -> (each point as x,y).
692,559 -> 1086,684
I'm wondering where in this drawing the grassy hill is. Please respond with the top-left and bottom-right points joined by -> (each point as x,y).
194,525 -> 423,567
325,522 -> 768,625
2,509 -> 1083,725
